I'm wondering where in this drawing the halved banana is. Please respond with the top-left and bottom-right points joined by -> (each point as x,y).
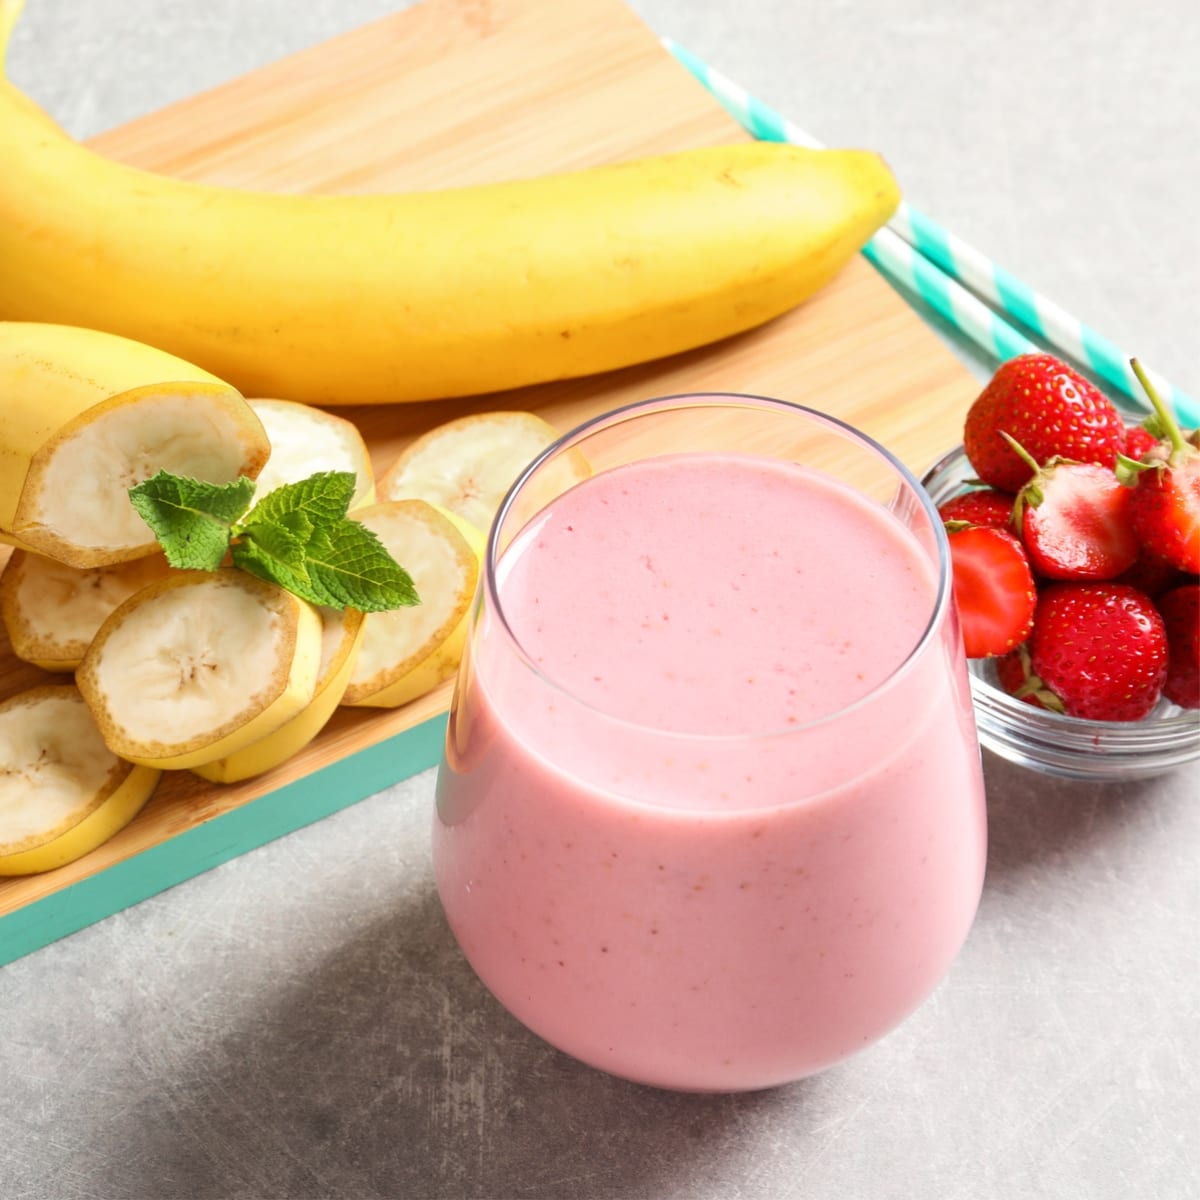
341,501 -> 484,708
376,411 -> 576,535
76,568 -> 323,770
191,605 -> 365,784
247,398 -> 375,509
0,548 -> 171,672
0,321 -> 269,568
0,684 -> 160,876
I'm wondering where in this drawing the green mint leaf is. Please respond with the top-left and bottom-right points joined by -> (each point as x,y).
236,471 -> 356,539
231,536 -> 330,607
237,515 -> 311,574
306,519 -> 420,612
130,467 -> 418,613
129,471 -> 255,570
232,508 -> 341,607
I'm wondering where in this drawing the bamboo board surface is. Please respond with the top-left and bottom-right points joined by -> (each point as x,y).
0,0 -> 980,959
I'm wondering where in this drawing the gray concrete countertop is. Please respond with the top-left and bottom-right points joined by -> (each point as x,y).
2,2 -> 1198,1198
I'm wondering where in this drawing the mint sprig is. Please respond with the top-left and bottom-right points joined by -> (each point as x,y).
129,470 -> 419,612
128,474 -> 256,571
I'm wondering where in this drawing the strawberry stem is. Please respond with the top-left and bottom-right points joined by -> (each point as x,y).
1131,358 -> 1187,454
999,431 -> 1043,475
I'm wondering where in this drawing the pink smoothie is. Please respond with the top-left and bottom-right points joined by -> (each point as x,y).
434,451 -> 986,1091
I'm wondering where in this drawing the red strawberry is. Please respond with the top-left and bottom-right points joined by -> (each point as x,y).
1118,364 -> 1200,574
1115,546 -> 1185,598
1156,583 -> 1199,708
995,647 -> 1048,707
994,644 -> 1078,712
1113,357 -> 1200,573
1128,464 -> 1200,573
937,488 -> 1014,530
946,524 -> 1036,658
1013,457 -> 1138,581
1025,582 -> 1168,721
1123,424 -> 1161,460
963,354 -> 1125,492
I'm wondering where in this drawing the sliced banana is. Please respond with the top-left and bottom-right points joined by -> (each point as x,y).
376,411 -> 578,535
0,548 -> 171,672
0,322 -> 268,569
76,568 -> 323,771
191,605 -> 365,784
0,684 -> 161,876
247,398 -> 375,509
341,501 -> 484,708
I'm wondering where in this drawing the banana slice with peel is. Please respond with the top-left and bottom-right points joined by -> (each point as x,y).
0,684 -> 160,876
76,568 -> 322,770
0,322 -> 269,568
377,411 -> 585,535
191,606 -> 365,784
0,548 -> 171,672
341,501 -> 484,708
247,398 -> 375,509
187,397 -> 378,781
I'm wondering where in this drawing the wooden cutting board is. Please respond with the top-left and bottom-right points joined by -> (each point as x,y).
0,0 -> 980,964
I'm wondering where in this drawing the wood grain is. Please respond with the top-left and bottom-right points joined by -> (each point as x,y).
0,0 -> 978,924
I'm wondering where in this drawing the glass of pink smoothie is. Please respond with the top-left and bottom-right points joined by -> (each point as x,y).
433,394 -> 986,1092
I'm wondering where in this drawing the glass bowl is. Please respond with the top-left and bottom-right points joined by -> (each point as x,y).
920,445 -> 1200,781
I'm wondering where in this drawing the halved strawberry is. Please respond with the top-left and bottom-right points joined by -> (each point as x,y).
963,354 -> 1125,492
938,488 -> 1014,530
946,524 -> 1036,658
1119,361 -> 1200,574
1025,582 -> 1168,721
1156,583 -> 1199,709
1013,458 -> 1138,581
1128,466 -> 1200,573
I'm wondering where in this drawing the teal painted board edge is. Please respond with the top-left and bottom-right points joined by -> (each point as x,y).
0,712 -> 448,969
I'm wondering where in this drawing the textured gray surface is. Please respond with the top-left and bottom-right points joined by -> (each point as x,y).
2,1 -> 1199,1198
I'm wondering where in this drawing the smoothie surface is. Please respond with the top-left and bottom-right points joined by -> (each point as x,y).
497,452 -> 938,736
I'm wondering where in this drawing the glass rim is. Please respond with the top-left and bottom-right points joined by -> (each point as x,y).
482,391 -> 956,742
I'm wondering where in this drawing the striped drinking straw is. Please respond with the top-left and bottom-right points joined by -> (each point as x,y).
664,38 -> 1199,428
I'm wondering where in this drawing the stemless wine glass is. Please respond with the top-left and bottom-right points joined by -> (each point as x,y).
433,394 -> 986,1093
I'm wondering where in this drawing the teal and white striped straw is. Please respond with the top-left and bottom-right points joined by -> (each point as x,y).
664,38 -> 1200,428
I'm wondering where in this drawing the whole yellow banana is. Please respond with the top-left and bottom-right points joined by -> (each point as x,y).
0,3 -> 900,406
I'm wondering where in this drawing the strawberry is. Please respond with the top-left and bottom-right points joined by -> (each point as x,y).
1156,583 -> 1199,708
994,646 -> 1046,707
946,524 -> 1036,658
1128,463 -> 1200,573
1024,582 -> 1168,721
1123,424 -> 1161,460
1012,456 -> 1138,581
994,644 -> 1071,711
937,488 -> 1014,530
1115,546 -> 1185,598
963,353 -> 1125,492
1118,362 -> 1200,574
